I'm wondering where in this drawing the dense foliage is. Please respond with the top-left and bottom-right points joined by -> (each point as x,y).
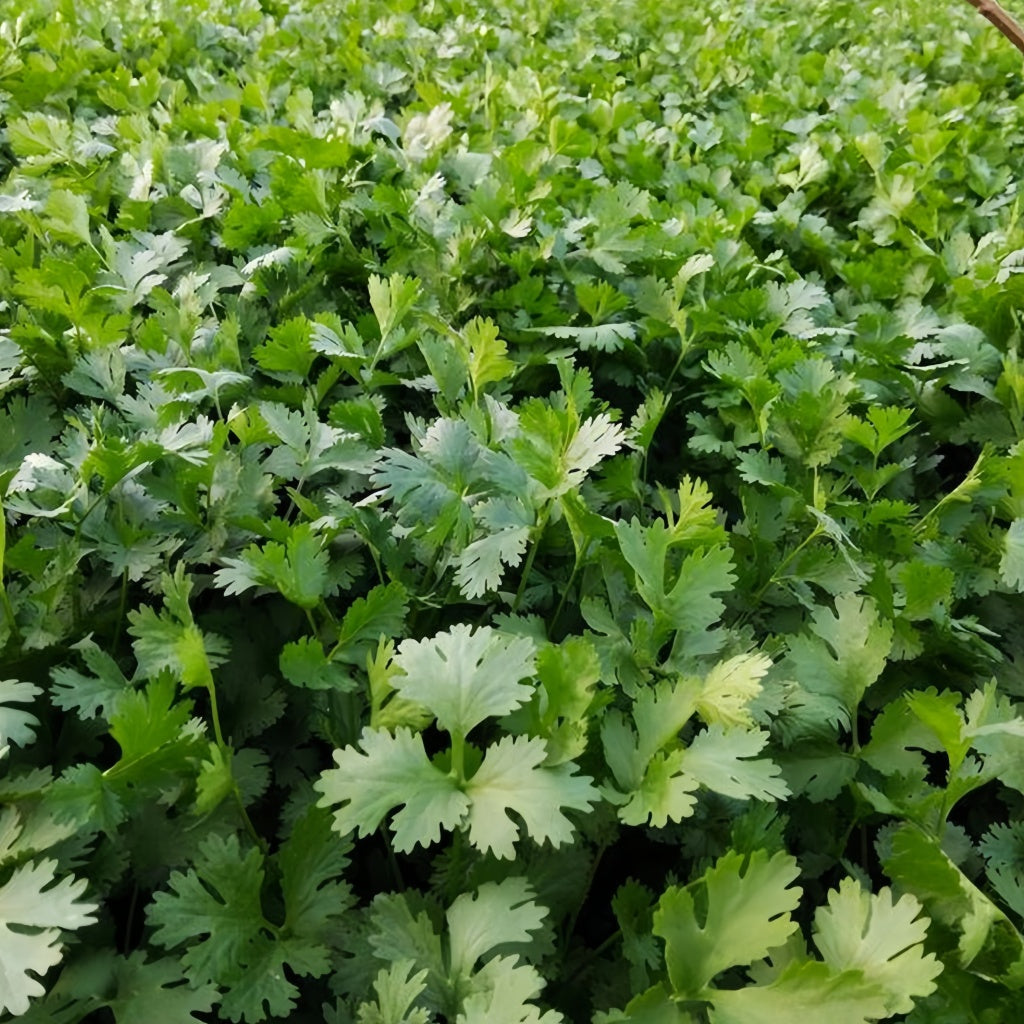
4,0 -> 1024,1019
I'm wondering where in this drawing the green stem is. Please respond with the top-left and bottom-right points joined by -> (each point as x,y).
421,544 -> 444,593
103,744 -> 177,783
368,545 -> 386,587
111,569 -> 129,653
232,778 -> 267,854
0,586 -> 15,636
121,884 -> 138,955
0,495 -> 13,635
206,681 -> 227,749
562,840 -> 608,955
450,730 -> 466,783
513,505 -> 551,611
304,606 -> 319,638
561,926 -> 622,987
209,681 -> 267,851
914,447 -> 989,536
551,556 -> 585,634
749,523 -> 825,607
380,826 -> 405,892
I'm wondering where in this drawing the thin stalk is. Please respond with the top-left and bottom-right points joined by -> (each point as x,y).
206,679 -> 227,749
0,497 -> 17,636
450,730 -> 466,782
111,569 -> 129,653
513,505 -> 551,611
914,447 -> 989,537
551,558 -> 584,633
421,544 -> 444,594
561,840 -> 608,955
231,779 -> 266,854
206,674 -> 266,851
380,827 -> 406,892
561,927 -> 622,987
749,523 -> 825,606
304,607 -> 319,638
122,884 -> 138,955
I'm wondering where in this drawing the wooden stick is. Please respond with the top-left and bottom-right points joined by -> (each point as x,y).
966,0 -> 1024,56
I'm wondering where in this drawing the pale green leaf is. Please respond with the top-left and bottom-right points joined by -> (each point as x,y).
785,594 -> 892,722
465,735 -> 599,858
681,726 -> 789,802
394,625 -> 536,737
696,653 -> 772,729
653,850 -> 801,996
1000,519 -> 1024,591
708,961 -> 889,1024
0,860 -> 97,1016
813,878 -> 942,1014
316,728 -> 467,852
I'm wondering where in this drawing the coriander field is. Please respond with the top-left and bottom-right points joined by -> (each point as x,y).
4,0 -> 1024,1020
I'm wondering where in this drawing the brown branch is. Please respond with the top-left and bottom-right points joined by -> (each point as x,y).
966,0 -> 1024,56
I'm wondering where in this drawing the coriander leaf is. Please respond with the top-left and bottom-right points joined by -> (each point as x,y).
842,405 -> 914,459
394,625 -> 536,737
368,892 -> 445,983
1000,519 -> 1024,591
315,727 -> 468,853
458,955 -> 563,1024
107,675 -> 203,781
279,637 -> 356,692
899,561 -> 956,620
627,389 -> 670,455
106,953 -> 218,1024
194,743 -> 235,817
453,522 -> 531,599
813,879 -> 942,1014
0,680 -> 41,752
680,726 -> 789,802
218,938 -> 327,1023
0,395 -> 60,480
148,834 -> 267,985
369,273 -> 421,358
653,850 -> 801,996
696,653 -> 773,729
708,961 -> 889,1024
613,750 -> 699,828
371,418 -> 524,550
47,763 -> 125,835
332,582 -> 409,662
96,228 -> 188,311
883,824 -> 1024,983
0,859 -> 98,1016
528,322 -> 636,353
278,805 -> 353,938
769,358 -> 854,468
510,403 -> 625,499
465,316 -> 515,395
368,640 -> 434,733
446,877 -> 546,977
602,679 -> 699,793
214,523 -> 330,609
128,567 -> 230,690
50,636 -> 131,719
784,594 -> 892,724
594,983 -> 693,1023
367,880 -> 557,1024
615,519 -> 736,656
464,735 -> 599,859
522,636 -> 601,764
357,960 -> 431,1024
980,822 -> 1024,872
